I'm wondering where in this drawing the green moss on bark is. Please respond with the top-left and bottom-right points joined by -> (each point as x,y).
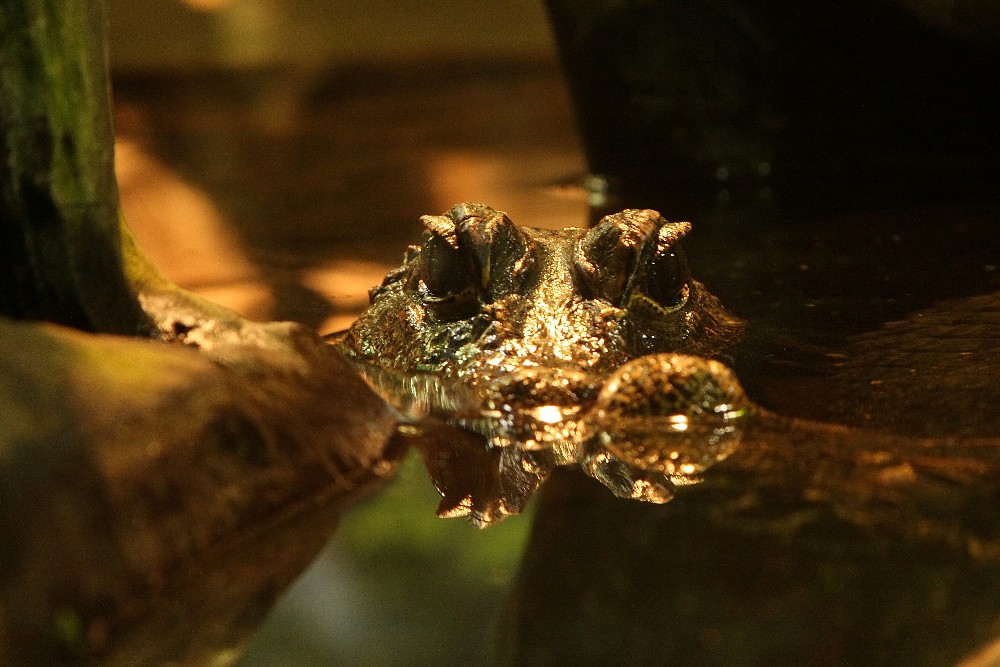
0,0 -> 151,334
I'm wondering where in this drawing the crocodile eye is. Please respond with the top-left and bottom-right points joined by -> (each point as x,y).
416,204 -> 535,320
628,223 -> 692,313
574,209 -> 692,312
573,209 -> 660,305
450,203 -> 534,302
417,215 -> 480,320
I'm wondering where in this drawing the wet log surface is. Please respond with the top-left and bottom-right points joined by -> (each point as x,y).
0,312 -> 400,665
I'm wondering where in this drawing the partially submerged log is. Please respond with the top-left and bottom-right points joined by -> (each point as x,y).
0,315 -> 400,665
0,2 -> 401,664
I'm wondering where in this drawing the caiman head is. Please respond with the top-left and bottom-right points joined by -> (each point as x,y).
336,203 -> 750,522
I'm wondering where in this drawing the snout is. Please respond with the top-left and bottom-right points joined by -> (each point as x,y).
585,353 -> 749,479
449,352 -> 749,485
454,366 -> 599,454
454,353 -> 749,481
481,367 -> 598,413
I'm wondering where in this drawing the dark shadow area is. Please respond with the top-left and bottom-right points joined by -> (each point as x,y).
546,0 -> 999,218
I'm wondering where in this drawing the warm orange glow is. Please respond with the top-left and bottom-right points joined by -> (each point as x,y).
301,260 -> 395,333
115,140 -> 274,320
532,405 -> 564,425
181,0 -> 235,12
669,414 -> 689,431
427,150 -> 588,229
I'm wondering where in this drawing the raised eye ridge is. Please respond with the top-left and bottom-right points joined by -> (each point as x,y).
630,222 -> 692,311
416,203 -> 535,319
574,209 -> 692,310
419,214 -> 460,248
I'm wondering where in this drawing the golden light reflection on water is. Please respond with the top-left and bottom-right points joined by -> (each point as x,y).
531,404 -> 564,425
115,139 -> 590,333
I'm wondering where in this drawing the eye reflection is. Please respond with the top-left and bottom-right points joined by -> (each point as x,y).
419,232 -> 474,298
415,204 -> 535,319
573,209 -> 660,305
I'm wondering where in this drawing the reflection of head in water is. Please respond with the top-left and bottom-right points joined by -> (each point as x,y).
336,204 -> 749,525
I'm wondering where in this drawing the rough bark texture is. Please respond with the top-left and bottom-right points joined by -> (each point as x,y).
0,0 -> 151,334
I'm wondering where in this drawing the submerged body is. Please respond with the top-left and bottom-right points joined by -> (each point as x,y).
337,203 -> 749,523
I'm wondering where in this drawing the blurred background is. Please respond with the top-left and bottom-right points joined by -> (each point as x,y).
107,1 -> 578,664
109,0 -> 554,68
109,0 -> 586,328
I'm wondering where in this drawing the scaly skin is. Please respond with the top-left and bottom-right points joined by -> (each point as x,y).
336,203 -> 749,523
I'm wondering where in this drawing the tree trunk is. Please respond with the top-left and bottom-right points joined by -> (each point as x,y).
0,0 -> 151,334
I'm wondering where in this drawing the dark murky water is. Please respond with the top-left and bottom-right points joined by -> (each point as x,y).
114,58 -> 1000,665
